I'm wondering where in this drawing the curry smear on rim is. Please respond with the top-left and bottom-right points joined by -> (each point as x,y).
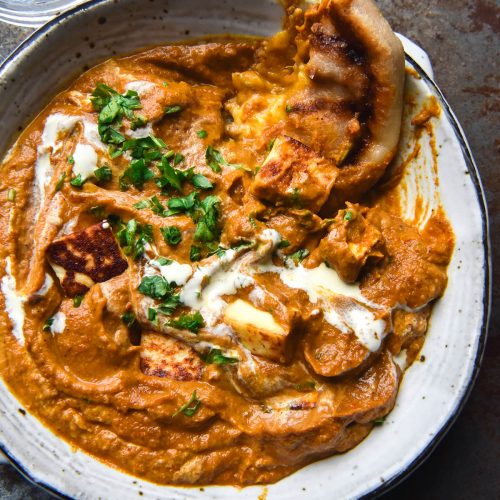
0,0 -> 454,487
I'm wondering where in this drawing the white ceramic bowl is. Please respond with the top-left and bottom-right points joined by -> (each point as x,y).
0,1 -> 491,498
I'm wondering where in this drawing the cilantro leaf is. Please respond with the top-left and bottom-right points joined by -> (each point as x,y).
286,248 -> 310,265
190,245 -> 202,262
166,191 -> 198,216
167,311 -> 204,333
172,390 -> 201,417
160,226 -> 182,246
138,275 -> 171,300
191,173 -> 213,190
55,173 -> 66,192
70,174 -> 85,188
164,105 -> 182,115
94,165 -> 112,183
202,348 -> 238,365
193,195 -> 220,243
119,158 -> 153,190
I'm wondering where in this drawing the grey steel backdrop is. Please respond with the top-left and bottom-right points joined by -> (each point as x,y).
0,0 -> 498,498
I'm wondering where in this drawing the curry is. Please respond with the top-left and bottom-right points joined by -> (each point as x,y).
0,0 -> 454,486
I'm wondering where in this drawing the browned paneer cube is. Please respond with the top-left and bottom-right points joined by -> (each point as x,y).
46,221 -> 128,297
140,332 -> 204,381
318,203 -> 383,283
250,135 -> 339,213
224,299 -> 291,363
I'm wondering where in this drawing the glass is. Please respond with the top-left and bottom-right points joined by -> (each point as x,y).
0,0 -> 85,27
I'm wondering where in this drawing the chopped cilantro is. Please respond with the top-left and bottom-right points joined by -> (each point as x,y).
42,317 -> 54,332
94,165 -> 112,183
164,105 -> 182,115
138,275 -> 171,300
190,245 -> 202,262
55,173 -> 66,192
248,216 -> 257,229
278,239 -> 290,249
191,173 -> 213,190
172,390 -> 201,417
344,211 -> 353,221
91,83 -> 141,145
7,188 -> 16,202
155,257 -> 172,266
173,152 -> 184,166
119,158 -> 154,190
373,416 -> 386,426
267,138 -> 276,151
197,129 -> 208,139
156,156 -> 184,192
193,195 -> 220,243
130,115 -> 147,130
285,104 -> 292,113
115,218 -> 153,260
147,307 -> 158,324
202,348 -> 238,365
67,155 -> 74,165
121,311 -> 137,327
168,311 -> 204,333
287,248 -> 310,265
205,146 -> 223,173
160,226 -> 182,246
72,295 -> 84,308
166,191 -> 198,216
70,174 -> 85,188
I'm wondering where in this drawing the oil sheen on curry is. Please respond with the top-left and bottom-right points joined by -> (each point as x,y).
0,0 -> 454,487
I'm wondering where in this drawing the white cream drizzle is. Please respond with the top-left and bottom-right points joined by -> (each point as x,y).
125,80 -> 156,96
1,258 -> 26,346
34,273 -> 54,297
72,143 -> 98,181
50,312 -> 66,334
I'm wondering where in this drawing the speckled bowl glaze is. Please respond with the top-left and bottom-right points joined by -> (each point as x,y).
0,1 -> 491,498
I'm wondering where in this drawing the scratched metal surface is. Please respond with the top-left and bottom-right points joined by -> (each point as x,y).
0,0 -> 498,498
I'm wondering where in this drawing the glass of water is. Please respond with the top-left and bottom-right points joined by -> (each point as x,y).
0,0 -> 86,27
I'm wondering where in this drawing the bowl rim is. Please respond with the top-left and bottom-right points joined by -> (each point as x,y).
0,2 -> 492,498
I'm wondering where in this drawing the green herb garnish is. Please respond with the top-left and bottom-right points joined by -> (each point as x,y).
344,211 -> 353,221
164,105 -> 182,115
167,311 -> 204,333
42,317 -> 54,332
202,348 -> 238,365
287,248 -> 310,265
94,165 -> 112,183
55,173 -> 66,192
7,188 -> 16,202
197,129 -> 208,139
190,245 -> 202,262
191,173 -> 213,190
72,295 -> 84,308
70,174 -> 85,188
115,218 -> 153,260
278,239 -> 290,249
172,390 -> 201,417
160,226 -> 182,246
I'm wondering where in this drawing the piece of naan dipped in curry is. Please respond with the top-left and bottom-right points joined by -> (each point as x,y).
0,0 -> 454,487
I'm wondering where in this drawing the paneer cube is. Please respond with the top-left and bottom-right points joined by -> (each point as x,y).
224,299 -> 290,363
140,332 -> 204,381
318,203 -> 383,283
46,221 -> 128,297
250,135 -> 338,213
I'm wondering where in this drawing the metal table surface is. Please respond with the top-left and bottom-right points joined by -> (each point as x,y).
0,1 -> 498,498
